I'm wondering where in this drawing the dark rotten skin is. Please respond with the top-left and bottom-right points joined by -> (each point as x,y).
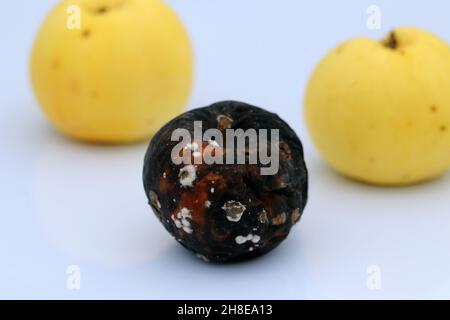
143,101 -> 308,263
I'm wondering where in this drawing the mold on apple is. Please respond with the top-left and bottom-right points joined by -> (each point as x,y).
143,101 -> 308,263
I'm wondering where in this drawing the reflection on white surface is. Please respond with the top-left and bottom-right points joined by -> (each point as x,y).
28,130 -> 450,298
300,164 -> 450,299
2,0 -> 450,299
32,136 -> 169,267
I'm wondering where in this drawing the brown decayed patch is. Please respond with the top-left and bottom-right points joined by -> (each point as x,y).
258,193 -> 284,216
159,176 -> 173,193
210,225 -> 232,242
179,172 -> 225,229
271,213 -> 287,225
258,210 -> 269,224
217,115 -> 233,130
271,173 -> 288,190
268,231 -> 288,244
149,191 -> 161,210
278,140 -> 292,160
291,208 -> 300,223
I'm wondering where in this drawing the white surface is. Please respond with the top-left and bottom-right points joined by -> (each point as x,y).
1,0 -> 450,299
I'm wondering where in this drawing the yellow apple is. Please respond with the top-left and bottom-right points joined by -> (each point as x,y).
305,27 -> 450,186
30,0 -> 193,143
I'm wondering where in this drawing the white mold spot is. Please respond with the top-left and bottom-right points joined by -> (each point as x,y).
172,208 -> 193,234
235,235 -> 247,245
252,235 -> 261,243
173,219 -> 182,229
183,225 -> 193,234
222,201 -> 246,222
210,187 -> 215,194
149,191 -> 161,210
205,200 -> 211,208
258,209 -> 269,224
179,165 -> 196,187
235,233 -> 261,245
180,208 -> 191,219
181,219 -> 191,227
195,253 -> 210,263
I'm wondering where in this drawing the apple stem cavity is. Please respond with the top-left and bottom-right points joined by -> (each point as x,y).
383,31 -> 398,49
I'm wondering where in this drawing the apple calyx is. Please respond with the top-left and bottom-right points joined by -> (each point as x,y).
383,31 -> 398,49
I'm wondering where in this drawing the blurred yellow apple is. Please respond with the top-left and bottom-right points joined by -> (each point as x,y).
305,27 -> 450,186
30,0 -> 193,143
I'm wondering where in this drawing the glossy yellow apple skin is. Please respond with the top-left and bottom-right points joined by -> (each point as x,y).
305,28 -> 450,186
31,0 -> 193,143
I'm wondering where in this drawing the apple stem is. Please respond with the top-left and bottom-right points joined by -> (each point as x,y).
384,31 -> 398,49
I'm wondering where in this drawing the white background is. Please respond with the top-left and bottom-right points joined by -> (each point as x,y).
1,0 -> 450,299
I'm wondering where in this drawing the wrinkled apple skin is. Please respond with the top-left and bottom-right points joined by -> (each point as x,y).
305,27 -> 450,186
30,0 -> 193,143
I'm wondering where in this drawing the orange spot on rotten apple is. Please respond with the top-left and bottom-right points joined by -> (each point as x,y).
179,171 -> 225,229
159,176 -> 172,193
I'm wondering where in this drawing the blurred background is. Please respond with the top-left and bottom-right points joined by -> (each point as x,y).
1,0 -> 450,299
